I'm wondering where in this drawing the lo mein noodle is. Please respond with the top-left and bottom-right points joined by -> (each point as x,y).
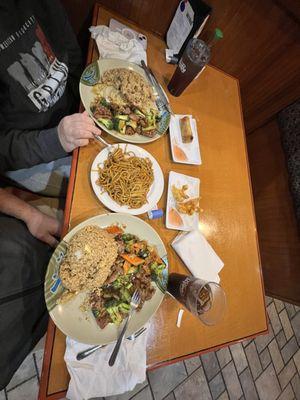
97,147 -> 154,209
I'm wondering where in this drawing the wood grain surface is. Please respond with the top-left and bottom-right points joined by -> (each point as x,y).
61,0 -> 300,134
40,5 -> 267,398
247,119 -> 300,305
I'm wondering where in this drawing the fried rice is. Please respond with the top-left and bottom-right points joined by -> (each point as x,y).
59,225 -> 118,293
101,68 -> 156,113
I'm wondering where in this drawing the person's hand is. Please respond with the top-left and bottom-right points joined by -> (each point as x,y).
25,208 -> 62,247
57,111 -> 102,152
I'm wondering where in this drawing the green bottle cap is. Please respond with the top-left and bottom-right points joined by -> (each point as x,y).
215,28 -> 223,40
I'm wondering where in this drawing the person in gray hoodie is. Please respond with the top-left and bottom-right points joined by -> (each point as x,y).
0,0 -> 101,388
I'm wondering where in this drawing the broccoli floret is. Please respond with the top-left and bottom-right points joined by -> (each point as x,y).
98,118 -> 113,130
121,233 -> 135,242
100,98 -> 109,107
150,262 -> 165,276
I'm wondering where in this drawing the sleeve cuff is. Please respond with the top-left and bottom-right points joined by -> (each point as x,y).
38,127 -> 68,162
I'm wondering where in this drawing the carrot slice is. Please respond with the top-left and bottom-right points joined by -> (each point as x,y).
106,225 -> 124,235
123,260 -> 131,274
121,253 -> 144,266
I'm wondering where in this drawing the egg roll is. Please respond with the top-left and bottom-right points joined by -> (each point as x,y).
179,116 -> 193,143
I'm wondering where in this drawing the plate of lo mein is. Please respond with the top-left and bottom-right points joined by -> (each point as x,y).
90,144 -> 164,215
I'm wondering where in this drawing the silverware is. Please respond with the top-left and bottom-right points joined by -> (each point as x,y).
140,60 -> 172,114
76,344 -> 106,361
108,290 -> 141,366
127,326 -> 147,340
76,325 -> 147,361
92,133 -> 111,148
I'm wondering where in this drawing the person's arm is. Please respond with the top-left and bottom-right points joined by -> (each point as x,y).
0,111 -> 101,171
0,114 -> 67,171
0,188 -> 61,247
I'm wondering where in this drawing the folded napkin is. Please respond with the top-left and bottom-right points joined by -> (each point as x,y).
65,327 -> 149,400
89,25 -> 147,65
172,230 -> 224,283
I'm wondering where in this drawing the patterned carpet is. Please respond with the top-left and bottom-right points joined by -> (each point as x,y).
1,296 -> 299,400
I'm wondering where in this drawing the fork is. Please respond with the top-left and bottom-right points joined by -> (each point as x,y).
92,133 -> 111,148
108,289 -> 141,366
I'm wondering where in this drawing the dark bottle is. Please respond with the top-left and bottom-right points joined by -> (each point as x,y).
167,273 -> 226,325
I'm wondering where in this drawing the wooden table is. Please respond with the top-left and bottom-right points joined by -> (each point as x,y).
39,5 -> 268,399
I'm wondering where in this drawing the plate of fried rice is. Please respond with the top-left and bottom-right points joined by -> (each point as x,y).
44,213 -> 168,345
79,58 -> 171,144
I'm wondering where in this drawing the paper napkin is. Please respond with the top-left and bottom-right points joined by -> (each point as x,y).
65,327 -> 149,400
172,230 -> 224,283
89,25 -> 147,65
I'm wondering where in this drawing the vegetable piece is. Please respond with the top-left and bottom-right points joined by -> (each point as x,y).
118,302 -> 130,313
115,114 -> 129,121
120,123 -> 126,134
120,289 -> 131,302
106,306 -> 122,324
134,109 -> 145,117
105,225 -> 124,235
112,274 -> 131,289
113,118 -> 126,133
98,118 -> 113,130
126,120 -> 137,129
123,260 -> 131,274
146,113 -> 155,126
104,299 -> 119,308
100,98 -> 110,107
150,262 -> 165,276
125,244 -> 133,253
142,125 -> 156,131
121,253 -> 144,266
121,233 -> 135,242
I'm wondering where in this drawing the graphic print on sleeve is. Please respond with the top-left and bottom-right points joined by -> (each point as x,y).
2,15 -> 68,112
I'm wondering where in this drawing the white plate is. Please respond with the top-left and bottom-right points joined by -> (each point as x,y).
79,58 -> 171,144
90,143 -> 164,215
45,213 -> 168,345
166,171 -> 200,231
169,114 -> 202,165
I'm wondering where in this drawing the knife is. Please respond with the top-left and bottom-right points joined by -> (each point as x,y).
140,60 -> 172,114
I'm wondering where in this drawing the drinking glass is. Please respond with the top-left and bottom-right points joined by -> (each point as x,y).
167,273 -> 226,326
167,38 -> 210,97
